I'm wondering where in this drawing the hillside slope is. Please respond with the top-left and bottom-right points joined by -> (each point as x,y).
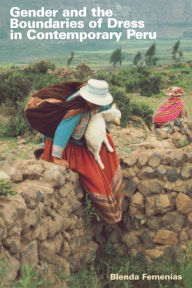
0,0 -> 192,63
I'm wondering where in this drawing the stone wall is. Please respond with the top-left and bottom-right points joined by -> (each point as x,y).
119,149 -> 192,260
0,149 -> 192,283
155,118 -> 192,148
0,160 -> 99,285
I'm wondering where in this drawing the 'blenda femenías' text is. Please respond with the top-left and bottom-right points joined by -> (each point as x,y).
110,273 -> 182,281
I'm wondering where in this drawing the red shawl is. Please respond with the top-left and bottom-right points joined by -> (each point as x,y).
153,96 -> 184,126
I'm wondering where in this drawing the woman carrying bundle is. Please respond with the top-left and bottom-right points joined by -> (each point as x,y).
25,79 -> 124,224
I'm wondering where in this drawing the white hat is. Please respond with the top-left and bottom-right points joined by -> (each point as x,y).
79,79 -> 113,106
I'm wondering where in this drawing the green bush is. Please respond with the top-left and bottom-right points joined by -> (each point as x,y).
0,70 -> 33,136
0,180 -> 16,196
130,102 -> 153,128
74,62 -> 93,81
0,71 -> 32,107
24,60 -> 56,74
125,67 -> 162,96
84,194 -> 100,227
1,114 -> 30,137
0,63 -> 62,136
0,99 -> 33,137
138,73 -> 162,96
32,73 -> 62,90
110,85 -> 131,127
12,264 -> 44,288
34,60 -> 55,74
96,67 -> 162,97
19,67 -> 62,91
95,70 -> 111,82
125,77 -> 139,93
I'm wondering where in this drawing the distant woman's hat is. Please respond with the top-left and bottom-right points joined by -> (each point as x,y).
79,79 -> 113,106
168,87 -> 184,97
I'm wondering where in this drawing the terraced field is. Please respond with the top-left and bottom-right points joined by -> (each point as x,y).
1,38 -> 192,69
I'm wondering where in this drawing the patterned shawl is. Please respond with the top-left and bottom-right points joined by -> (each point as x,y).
153,96 -> 184,126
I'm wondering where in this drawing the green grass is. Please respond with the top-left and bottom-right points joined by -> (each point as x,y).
1,226 -> 192,288
0,179 -> 16,196
0,137 -> 39,164
11,265 -> 46,288
84,194 -> 100,227
52,240 -> 192,288
1,38 -> 192,69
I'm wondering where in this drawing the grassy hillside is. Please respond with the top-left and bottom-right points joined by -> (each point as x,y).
0,0 -> 192,64
0,39 -> 192,69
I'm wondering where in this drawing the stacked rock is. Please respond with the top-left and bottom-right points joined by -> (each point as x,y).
0,160 -> 99,284
155,118 -> 192,148
117,150 -> 192,260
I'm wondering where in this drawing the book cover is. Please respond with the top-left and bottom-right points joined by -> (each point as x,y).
0,1 -> 192,287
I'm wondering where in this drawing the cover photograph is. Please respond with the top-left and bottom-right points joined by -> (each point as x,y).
0,0 -> 192,287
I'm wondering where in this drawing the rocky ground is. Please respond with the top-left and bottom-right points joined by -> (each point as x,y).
112,117 -> 192,156
0,118 -> 191,168
0,137 -> 38,166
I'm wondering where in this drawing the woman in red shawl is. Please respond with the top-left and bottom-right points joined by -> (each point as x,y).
153,87 -> 189,127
